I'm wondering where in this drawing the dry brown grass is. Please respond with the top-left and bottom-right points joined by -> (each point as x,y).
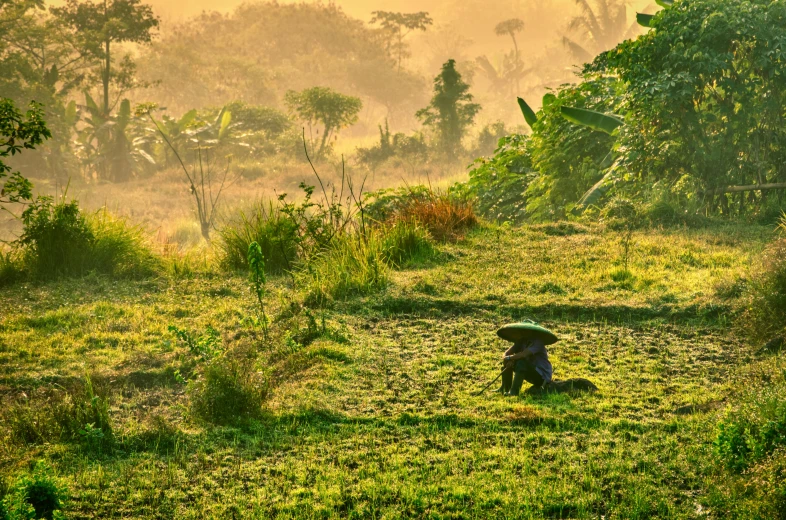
1,160 -> 466,246
395,190 -> 477,242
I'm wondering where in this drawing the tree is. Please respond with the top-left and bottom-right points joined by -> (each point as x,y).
0,98 -> 50,218
495,18 -> 524,63
494,18 -> 525,93
51,0 -> 159,116
370,11 -> 433,71
590,0 -> 786,214
416,59 -> 481,156
284,87 -> 362,157
562,0 -> 640,63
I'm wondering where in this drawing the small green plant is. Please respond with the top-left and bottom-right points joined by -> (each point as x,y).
602,198 -> 641,274
168,325 -> 223,363
247,241 -> 269,337
715,382 -> 786,472
2,462 -> 67,520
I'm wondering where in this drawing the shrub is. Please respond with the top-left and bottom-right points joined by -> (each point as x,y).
14,198 -> 157,280
2,462 -> 67,520
218,200 -> 299,273
741,236 -> 786,344
189,357 -> 268,425
461,133 -> 534,224
715,377 -> 786,472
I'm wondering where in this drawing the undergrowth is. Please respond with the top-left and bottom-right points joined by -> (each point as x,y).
3,198 -> 158,282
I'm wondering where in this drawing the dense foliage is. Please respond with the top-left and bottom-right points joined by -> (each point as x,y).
417,59 -> 481,156
0,99 -> 50,210
469,0 -> 786,222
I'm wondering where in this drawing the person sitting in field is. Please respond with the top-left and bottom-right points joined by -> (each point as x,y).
497,321 -> 557,396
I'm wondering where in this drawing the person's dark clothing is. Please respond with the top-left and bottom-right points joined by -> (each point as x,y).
500,338 -> 553,396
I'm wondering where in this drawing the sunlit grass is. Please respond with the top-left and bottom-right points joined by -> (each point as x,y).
0,221 -> 776,518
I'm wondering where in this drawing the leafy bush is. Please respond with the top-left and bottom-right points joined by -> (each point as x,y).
741,236 -> 786,343
13,198 -> 157,280
217,200 -> 299,273
715,378 -> 786,472
2,463 -> 67,520
463,134 -> 533,223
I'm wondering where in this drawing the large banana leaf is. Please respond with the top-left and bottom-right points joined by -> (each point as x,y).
655,0 -> 673,7
517,97 -> 538,127
177,109 -> 198,128
64,101 -> 78,127
572,170 -> 616,215
84,92 -> 99,114
560,106 -> 624,135
218,110 -> 232,140
637,13 -> 654,27
117,99 -> 131,128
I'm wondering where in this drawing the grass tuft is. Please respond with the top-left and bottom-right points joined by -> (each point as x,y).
741,237 -> 786,343
299,231 -> 389,306
12,199 -> 158,281
380,219 -> 436,268
217,200 -> 298,274
190,357 -> 268,425
395,191 -> 477,242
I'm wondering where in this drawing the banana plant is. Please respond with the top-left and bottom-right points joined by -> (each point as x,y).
559,106 -> 624,135
75,94 -> 155,182
156,109 -> 198,167
185,106 -> 244,148
637,0 -> 674,27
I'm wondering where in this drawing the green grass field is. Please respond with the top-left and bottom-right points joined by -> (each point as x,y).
0,221 -> 776,518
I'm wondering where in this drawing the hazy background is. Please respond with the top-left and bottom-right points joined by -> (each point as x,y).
46,0 -> 651,135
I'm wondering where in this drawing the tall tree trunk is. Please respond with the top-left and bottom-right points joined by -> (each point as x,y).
511,33 -> 520,93
103,39 -> 110,116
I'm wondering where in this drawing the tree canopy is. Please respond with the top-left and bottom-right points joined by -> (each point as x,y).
285,87 -> 362,157
416,59 -> 481,156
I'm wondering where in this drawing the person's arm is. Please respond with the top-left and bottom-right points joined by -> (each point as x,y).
504,349 -> 534,363
504,341 -> 545,364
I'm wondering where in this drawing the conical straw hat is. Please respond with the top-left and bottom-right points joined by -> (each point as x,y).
496,321 -> 559,345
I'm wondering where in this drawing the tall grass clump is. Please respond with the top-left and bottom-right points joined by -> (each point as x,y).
3,374 -> 113,449
218,200 -> 298,273
380,220 -> 436,267
14,197 -> 158,280
366,185 -> 477,242
741,223 -> 786,344
189,357 -> 268,425
299,231 -> 389,306
0,250 -> 23,287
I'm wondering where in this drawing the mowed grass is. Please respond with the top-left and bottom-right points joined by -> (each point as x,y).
0,222 -> 774,518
